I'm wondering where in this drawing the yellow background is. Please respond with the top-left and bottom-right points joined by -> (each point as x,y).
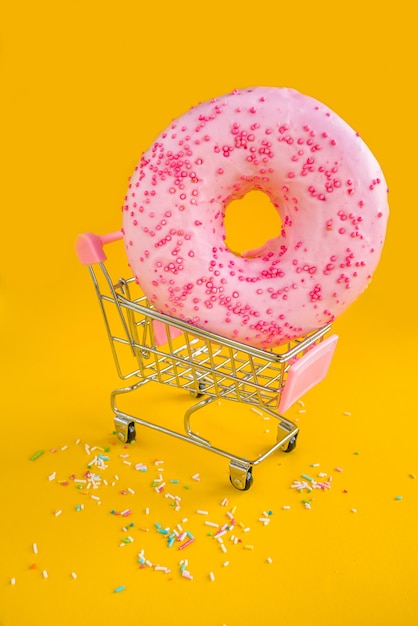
1,1 -> 417,625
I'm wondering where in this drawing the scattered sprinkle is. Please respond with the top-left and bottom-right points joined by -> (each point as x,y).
30,450 -> 45,461
394,496 -> 403,501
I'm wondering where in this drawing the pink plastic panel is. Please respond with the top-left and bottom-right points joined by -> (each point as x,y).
152,320 -> 184,346
278,334 -> 338,414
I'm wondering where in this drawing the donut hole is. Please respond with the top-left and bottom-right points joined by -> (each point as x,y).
224,190 -> 282,257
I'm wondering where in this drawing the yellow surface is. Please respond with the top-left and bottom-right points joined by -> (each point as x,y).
1,1 -> 417,625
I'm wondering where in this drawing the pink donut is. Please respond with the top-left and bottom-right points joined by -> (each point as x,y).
122,87 -> 389,348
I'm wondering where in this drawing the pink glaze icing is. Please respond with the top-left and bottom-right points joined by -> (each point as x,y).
122,87 -> 389,349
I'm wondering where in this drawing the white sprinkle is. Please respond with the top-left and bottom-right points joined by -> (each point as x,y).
351,508 -> 358,513
123,461 -> 131,466
298,409 -> 306,414
297,400 -> 305,407
197,509 -> 208,515
154,460 -> 164,466
204,521 -> 219,528
74,479 -> 86,483
282,505 -> 291,510
61,445 -> 68,451
343,411 -> 352,416
209,572 -> 215,581
243,527 -> 251,533
71,572 -> 77,580
155,566 -> 168,572
91,495 -> 100,501
192,473 -> 200,481
33,543 -> 38,554
251,407 -> 263,416
259,517 -> 270,523
75,439 -> 81,445
10,578 -> 16,585
220,544 -> 227,553
114,475 -> 119,481
127,488 -> 135,495
223,561 -> 230,567
145,508 -> 150,515
42,570 -> 48,579
54,510 -> 62,517
48,472 -> 56,481
266,557 -> 273,564
220,498 -> 229,507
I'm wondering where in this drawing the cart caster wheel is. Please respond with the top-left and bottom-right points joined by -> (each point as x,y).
282,433 -> 298,453
229,469 -> 253,491
229,461 -> 253,491
191,381 -> 206,399
126,422 -> 136,443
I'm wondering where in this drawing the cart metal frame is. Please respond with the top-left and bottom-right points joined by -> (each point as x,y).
76,232 -> 338,490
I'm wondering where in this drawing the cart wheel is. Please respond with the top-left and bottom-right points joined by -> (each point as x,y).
229,469 -> 253,491
191,381 -> 206,398
229,463 -> 253,491
282,433 -> 298,453
126,422 -> 136,443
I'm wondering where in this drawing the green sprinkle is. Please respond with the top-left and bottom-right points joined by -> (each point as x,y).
114,585 -> 125,593
301,473 -> 314,482
394,496 -> 403,501
30,450 -> 45,461
183,485 -> 191,490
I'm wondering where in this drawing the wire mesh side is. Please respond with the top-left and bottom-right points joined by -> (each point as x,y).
87,263 -> 331,409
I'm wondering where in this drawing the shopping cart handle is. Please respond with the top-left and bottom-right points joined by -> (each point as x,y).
75,231 -> 123,265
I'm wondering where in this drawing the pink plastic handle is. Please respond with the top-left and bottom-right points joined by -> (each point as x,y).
278,334 -> 338,414
75,231 -> 123,265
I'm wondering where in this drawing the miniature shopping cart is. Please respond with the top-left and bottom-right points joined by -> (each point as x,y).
76,231 -> 338,490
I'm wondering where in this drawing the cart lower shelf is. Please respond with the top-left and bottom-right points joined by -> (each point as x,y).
112,380 -> 299,491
